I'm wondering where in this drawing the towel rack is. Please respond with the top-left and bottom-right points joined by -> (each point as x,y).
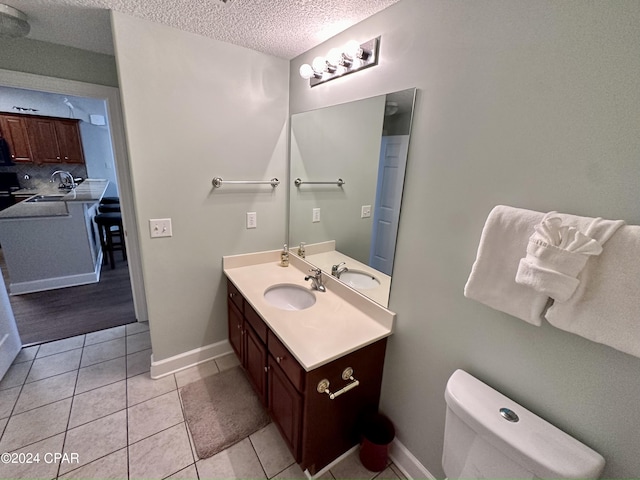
212,177 -> 280,188
294,178 -> 345,187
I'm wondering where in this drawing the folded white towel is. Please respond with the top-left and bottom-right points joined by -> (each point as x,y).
515,217 -> 603,302
464,205 -> 549,326
545,224 -> 640,358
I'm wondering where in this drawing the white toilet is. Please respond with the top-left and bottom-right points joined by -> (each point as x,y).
443,369 -> 605,479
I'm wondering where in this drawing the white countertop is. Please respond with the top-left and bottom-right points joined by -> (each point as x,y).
223,249 -> 395,371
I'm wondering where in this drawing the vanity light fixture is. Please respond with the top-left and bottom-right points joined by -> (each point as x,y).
299,36 -> 380,87
0,4 -> 30,38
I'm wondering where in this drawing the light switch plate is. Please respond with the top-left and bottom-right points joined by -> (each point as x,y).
246,212 -> 257,229
149,218 -> 172,238
312,208 -> 321,223
361,205 -> 372,218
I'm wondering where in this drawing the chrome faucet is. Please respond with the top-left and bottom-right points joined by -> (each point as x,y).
331,262 -> 348,278
305,267 -> 326,292
50,170 -> 76,189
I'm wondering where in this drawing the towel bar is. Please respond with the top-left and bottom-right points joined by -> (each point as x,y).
294,178 -> 345,187
316,367 -> 360,400
212,177 -> 279,188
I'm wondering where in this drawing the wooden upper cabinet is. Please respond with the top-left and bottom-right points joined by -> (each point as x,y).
0,114 -> 33,163
0,113 -> 85,165
27,117 -> 85,165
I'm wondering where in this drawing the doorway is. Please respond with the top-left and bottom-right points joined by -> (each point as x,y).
0,68 -> 147,347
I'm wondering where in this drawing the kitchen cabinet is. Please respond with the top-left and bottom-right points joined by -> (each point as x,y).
226,279 -> 387,475
0,114 -> 32,163
27,117 -> 85,164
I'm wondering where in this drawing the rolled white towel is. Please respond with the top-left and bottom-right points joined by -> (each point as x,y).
515,217 -> 603,302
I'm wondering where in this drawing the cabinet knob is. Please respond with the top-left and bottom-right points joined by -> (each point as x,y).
229,292 -> 235,298
276,356 -> 284,364
56,156 -> 60,160
64,156 -> 69,160
264,366 -> 269,372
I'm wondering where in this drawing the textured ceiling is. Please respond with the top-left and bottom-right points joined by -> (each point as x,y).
2,0 -> 400,59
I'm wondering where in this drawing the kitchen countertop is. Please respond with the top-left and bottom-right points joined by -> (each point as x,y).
223,249 -> 395,371
0,179 -> 109,219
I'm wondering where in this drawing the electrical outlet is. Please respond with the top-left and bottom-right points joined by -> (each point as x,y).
246,212 -> 257,229
149,218 -> 172,238
361,205 -> 372,218
312,208 -> 321,223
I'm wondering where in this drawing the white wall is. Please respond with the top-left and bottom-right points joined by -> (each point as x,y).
111,12 -> 289,362
290,0 -> 640,478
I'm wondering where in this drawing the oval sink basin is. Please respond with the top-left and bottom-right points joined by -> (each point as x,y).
339,270 -> 381,290
25,194 -> 66,203
264,284 -> 316,311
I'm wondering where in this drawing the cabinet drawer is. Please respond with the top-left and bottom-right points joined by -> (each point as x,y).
268,330 -> 305,392
245,303 -> 268,344
227,280 -> 244,313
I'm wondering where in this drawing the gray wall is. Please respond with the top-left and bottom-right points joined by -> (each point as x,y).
290,0 -> 640,478
111,12 -> 289,362
0,38 -> 118,88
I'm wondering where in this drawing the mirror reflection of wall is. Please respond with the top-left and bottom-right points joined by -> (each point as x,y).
289,88 -> 416,307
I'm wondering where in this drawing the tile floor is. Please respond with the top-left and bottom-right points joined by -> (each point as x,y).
0,323 -> 405,479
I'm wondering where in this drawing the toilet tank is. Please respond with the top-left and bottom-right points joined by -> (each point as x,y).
443,370 -> 605,479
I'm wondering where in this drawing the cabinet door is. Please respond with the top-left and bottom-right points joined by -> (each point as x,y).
0,115 -> 32,162
228,300 -> 244,362
245,324 -> 268,405
55,120 -> 85,164
27,117 -> 61,163
268,355 -> 303,461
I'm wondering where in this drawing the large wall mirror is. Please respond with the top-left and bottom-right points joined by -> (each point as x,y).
289,88 -> 416,307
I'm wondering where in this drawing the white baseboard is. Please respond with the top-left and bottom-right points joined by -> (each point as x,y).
389,437 -> 436,479
9,267 -> 101,295
150,339 -> 233,379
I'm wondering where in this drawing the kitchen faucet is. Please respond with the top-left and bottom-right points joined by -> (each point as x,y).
305,267 -> 326,292
50,170 -> 76,189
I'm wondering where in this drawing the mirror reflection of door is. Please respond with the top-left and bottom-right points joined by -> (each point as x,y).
370,135 -> 409,275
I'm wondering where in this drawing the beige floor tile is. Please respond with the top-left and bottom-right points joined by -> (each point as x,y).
329,449 -> 378,480
271,462 -> 308,479
80,337 -> 126,368
0,433 -> 65,480
126,321 -> 149,336
166,463 -> 199,479
26,348 -> 82,383
75,356 -> 126,394
60,410 -> 128,475
128,390 -> 184,444
251,422 -> 295,478
215,352 -> 241,371
126,348 -> 151,378
12,345 -> 39,364
13,370 -> 77,414
128,423 -> 193,479
0,361 -> 30,390
376,465 -> 404,479
175,359 -> 219,388
68,380 -> 126,429
85,325 -> 126,346
127,372 -> 176,406
0,417 -> 8,433
0,398 -> 72,452
126,331 -> 151,354
59,447 -> 128,479
36,336 -> 85,358
0,386 -> 21,419
196,438 -> 267,479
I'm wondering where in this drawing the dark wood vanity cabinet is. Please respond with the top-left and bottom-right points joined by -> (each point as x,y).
0,114 -> 32,163
226,279 -> 387,475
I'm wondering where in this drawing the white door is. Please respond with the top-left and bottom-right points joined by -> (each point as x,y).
369,135 -> 410,276
0,267 -> 21,380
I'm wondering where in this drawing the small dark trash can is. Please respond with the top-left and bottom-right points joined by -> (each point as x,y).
359,413 -> 395,472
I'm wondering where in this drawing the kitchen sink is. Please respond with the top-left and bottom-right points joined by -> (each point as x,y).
264,284 -> 316,311
25,194 -> 67,203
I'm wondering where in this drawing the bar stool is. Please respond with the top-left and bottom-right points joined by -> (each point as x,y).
98,196 -> 121,213
94,212 -> 127,269
100,196 -> 120,204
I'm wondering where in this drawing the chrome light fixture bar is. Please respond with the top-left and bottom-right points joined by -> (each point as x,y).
299,37 -> 380,88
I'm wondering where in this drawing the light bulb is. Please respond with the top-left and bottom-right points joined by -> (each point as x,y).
312,56 -> 327,73
299,64 -> 314,79
326,48 -> 343,67
344,40 -> 361,59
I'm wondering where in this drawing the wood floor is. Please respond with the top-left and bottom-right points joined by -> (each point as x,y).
1,250 -> 136,346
